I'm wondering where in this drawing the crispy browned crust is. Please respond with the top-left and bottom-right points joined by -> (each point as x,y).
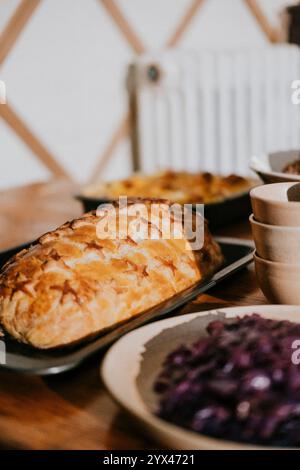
0,199 -> 223,349
83,170 -> 253,204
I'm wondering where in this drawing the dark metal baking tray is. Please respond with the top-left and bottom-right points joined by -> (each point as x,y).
76,191 -> 252,231
0,237 -> 254,375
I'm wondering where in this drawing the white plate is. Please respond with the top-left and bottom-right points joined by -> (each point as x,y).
101,305 -> 300,450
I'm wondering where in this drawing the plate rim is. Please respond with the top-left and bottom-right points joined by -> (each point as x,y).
250,163 -> 300,183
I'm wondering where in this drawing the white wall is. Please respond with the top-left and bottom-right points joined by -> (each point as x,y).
0,0 -> 295,189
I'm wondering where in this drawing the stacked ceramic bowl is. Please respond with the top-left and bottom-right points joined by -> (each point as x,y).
250,182 -> 300,305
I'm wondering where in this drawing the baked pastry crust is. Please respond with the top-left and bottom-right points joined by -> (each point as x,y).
0,199 -> 223,349
83,170 -> 253,204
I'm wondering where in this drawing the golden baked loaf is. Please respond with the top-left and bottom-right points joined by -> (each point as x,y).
0,199 -> 223,349
83,170 -> 253,204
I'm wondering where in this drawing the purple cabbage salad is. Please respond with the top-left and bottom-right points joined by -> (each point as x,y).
153,314 -> 300,447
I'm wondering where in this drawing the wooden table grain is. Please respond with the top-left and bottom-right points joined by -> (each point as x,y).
0,181 -> 267,450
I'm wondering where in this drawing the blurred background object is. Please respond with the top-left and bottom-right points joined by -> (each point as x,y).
287,1 -> 300,45
129,46 -> 300,176
0,0 -> 298,189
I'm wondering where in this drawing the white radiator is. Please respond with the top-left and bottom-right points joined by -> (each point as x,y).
129,46 -> 300,176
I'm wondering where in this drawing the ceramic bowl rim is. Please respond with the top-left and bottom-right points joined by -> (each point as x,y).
254,251 -> 300,268
250,182 -> 300,207
249,214 -> 300,232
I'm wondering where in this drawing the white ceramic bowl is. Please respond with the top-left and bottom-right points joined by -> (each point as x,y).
250,150 -> 300,184
250,214 -> 300,264
250,182 -> 300,226
254,252 -> 300,304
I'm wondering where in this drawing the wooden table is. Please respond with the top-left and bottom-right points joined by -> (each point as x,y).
0,181 -> 267,450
